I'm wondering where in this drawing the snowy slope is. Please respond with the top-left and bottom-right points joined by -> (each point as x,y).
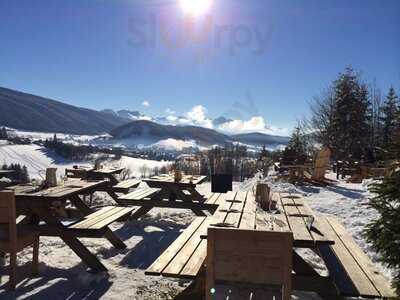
0,144 -> 79,179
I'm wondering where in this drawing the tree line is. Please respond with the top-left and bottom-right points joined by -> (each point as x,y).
283,67 -> 399,166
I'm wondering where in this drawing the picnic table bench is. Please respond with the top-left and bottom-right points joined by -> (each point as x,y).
7,179 -> 137,272
146,190 -> 396,299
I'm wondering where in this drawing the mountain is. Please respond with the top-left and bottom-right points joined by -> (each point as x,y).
110,120 -> 289,148
212,116 -> 233,126
232,132 -> 290,146
101,109 -> 146,121
0,87 -> 129,135
110,120 -> 227,145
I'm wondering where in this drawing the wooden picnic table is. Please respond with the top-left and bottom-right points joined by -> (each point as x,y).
118,188 -> 220,217
143,174 -> 207,202
66,166 -> 125,185
146,190 -> 395,299
7,179 -> 135,272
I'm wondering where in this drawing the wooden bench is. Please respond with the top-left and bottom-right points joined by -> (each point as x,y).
318,216 -> 396,299
117,187 -> 161,206
62,206 -> 136,237
112,179 -> 141,194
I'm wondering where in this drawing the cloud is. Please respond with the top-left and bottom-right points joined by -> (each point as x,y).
142,100 -> 150,107
165,108 -> 175,115
218,116 -> 288,136
185,105 -> 213,128
162,105 -> 288,136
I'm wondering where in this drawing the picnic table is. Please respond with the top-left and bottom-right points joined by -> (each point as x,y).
143,174 -> 207,202
7,179 -> 136,272
65,166 -> 141,199
146,191 -> 395,299
66,166 -> 125,185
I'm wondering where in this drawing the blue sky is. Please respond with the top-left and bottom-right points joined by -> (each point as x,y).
0,0 -> 399,135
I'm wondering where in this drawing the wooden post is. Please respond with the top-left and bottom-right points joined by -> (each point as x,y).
255,182 -> 270,210
45,168 -> 58,187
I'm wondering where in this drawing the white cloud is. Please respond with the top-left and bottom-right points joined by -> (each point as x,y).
161,104 -> 288,136
166,115 -> 178,122
218,116 -> 288,136
165,108 -> 175,115
185,105 -> 213,128
142,100 -> 150,107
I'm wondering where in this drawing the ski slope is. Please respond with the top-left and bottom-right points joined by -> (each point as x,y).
0,144 -> 78,179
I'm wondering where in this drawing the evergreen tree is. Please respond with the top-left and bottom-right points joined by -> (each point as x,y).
381,87 -> 399,151
365,169 -> 400,293
282,124 -> 308,164
310,67 -> 373,163
0,127 -> 8,140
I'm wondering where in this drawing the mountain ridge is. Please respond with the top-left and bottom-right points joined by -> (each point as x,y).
0,87 -> 130,135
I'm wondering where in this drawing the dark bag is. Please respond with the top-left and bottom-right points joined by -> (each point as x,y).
211,174 -> 232,193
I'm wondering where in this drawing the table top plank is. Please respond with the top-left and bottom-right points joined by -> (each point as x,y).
278,193 -> 315,244
8,180 -> 108,200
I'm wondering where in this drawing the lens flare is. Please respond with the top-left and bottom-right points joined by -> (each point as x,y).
180,0 -> 213,16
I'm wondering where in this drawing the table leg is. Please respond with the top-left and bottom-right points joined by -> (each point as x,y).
70,195 -> 127,249
130,206 -> 153,220
33,206 -> 107,272
175,267 -> 205,300
292,250 -> 340,298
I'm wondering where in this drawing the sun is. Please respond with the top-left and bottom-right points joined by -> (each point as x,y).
180,0 -> 213,16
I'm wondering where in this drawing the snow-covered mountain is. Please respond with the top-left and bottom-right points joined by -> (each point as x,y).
109,120 -> 289,149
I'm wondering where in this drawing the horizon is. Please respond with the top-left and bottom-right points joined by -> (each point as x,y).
1,0 -> 399,136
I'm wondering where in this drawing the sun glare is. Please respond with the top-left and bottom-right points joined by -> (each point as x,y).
180,0 -> 213,16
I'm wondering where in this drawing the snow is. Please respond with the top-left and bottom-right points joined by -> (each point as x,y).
0,144 -> 79,179
0,167 -> 395,299
0,144 -> 172,180
150,138 -> 202,151
117,156 -> 172,178
8,128 -> 108,144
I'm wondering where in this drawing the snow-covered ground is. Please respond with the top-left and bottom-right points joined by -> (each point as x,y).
0,144 -> 80,179
7,128 -> 108,145
0,143 -> 172,180
0,168 -> 395,299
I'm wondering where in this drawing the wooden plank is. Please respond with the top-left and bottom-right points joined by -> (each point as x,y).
119,188 -> 160,200
146,216 -> 206,275
326,217 -> 395,298
113,179 -> 141,189
162,195 -> 235,277
162,217 -> 215,276
180,239 -> 207,278
87,207 -> 135,229
69,206 -> 126,229
224,191 -> 246,227
278,194 -> 313,245
317,217 -> 379,297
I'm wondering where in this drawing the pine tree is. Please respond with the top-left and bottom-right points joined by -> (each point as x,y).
310,67 -> 373,163
365,169 -> 400,293
0,127 -> 8,140
381,87 -> 399,153
282,124 -> 308,164
331,68 -> 372,162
